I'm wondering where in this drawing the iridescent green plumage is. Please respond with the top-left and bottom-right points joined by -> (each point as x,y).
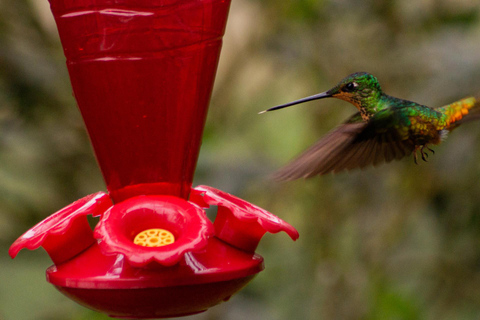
261,72 -> 480,180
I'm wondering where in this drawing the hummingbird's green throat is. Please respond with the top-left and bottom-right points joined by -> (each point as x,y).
260,72 -> 480,180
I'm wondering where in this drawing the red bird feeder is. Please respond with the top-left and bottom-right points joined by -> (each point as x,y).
9,0 -> 298,318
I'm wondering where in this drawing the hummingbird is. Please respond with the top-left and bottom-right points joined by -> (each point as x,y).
260,72 -> 480,180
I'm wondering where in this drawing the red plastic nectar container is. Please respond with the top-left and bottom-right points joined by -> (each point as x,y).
57,0 -> 231,202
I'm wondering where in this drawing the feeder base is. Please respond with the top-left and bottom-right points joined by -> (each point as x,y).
55,276 -> 255,319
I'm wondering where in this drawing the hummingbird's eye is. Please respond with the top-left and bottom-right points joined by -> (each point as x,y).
343,82 -> 358,92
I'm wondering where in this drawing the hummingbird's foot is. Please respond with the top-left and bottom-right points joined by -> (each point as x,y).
413,145 -> 421,164
413,145 -> 433,164
421,150 -> 428,162
421,145 -> 434,162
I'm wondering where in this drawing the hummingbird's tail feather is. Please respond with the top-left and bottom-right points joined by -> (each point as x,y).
450,98 -> 480,128
437,97 -> 480,130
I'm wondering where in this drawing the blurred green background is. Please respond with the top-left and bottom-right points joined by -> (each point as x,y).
2,0 -> 480,319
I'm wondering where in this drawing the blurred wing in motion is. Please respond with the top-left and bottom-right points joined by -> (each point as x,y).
273,110 -> 416,180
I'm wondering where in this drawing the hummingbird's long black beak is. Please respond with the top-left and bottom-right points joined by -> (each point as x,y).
258,91 -> 332,114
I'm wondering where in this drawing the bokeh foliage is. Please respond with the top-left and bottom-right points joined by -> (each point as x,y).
2,0 -> 480,319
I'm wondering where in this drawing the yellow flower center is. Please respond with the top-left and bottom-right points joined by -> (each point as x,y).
133,228 -> 175,247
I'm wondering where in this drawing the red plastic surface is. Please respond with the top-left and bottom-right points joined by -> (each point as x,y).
47,237 -> 263,288
49,0 -> 232,202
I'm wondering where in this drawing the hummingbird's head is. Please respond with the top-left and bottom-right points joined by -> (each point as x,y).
326,72 -> 382,108
260,72 -> 383,114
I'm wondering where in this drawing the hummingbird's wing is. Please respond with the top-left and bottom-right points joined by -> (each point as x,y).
273,110 -> 416,180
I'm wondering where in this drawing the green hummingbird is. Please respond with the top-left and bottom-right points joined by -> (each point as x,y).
260,72 -> 480,180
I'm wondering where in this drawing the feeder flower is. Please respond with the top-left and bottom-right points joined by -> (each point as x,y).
190,185 -> 299,252
94,195 -> 214,267
9,192 -> 112,265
